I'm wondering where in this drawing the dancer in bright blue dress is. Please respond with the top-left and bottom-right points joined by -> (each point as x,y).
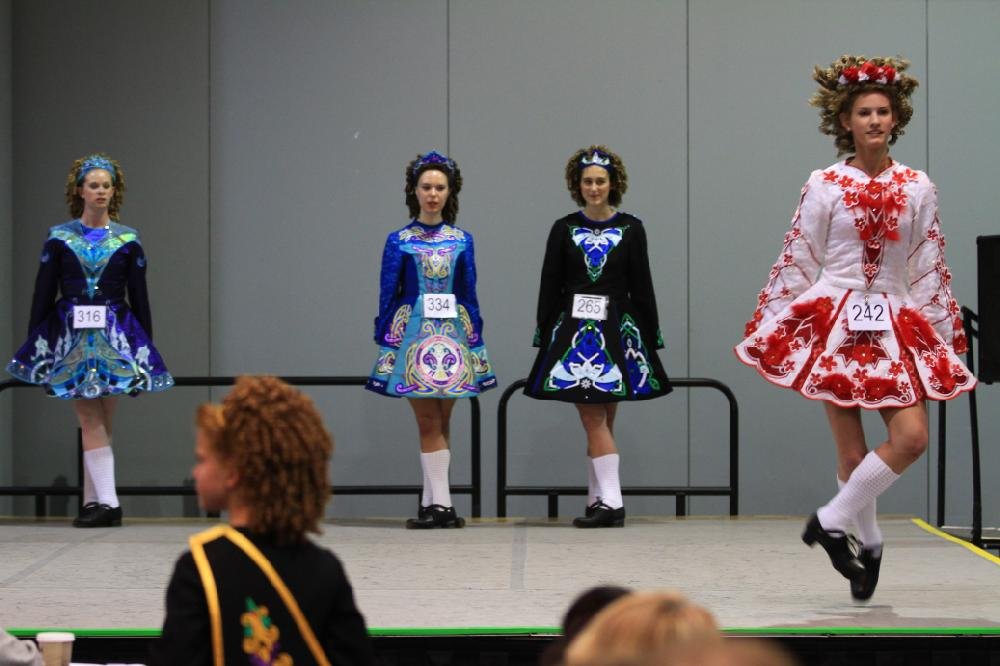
8,154 -> 173,527
367,151 -> 495,528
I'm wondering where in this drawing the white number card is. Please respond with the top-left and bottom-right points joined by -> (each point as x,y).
847,292 -> 891,331
572,294 -> 608,321
423,293 -> 457,319
73,305 -> 107,329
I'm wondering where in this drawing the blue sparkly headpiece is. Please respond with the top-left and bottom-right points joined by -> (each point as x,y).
580,150 -> 612,168
413,150 -> 456,174
76,154 -> 117,184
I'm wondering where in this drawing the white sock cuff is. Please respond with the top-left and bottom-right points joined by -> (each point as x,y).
859,450 -> 899,482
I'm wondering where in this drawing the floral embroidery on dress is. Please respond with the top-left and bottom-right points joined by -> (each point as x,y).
823,166 -> 918,288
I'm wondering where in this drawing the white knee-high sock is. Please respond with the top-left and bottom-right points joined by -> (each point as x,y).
587,457 -> 600,505
83,446 -> 119,508
82,442 -> 100,505
592,453 -> 623,509
420,456 -> 433,507
818,452 -> 897,532
421,449 -> 452,507
840,475 -> 883,548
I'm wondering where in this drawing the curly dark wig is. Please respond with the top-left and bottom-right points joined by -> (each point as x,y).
197,375 -> 333,545
404,154 -> 463,222
65,153 -> 126,220
810,55 -> 919,156
565,145 -> 628,207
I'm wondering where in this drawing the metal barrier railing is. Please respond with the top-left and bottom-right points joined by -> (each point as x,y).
496,377 -> 739,518
936,307 -> 993,550
0,376 -> 482,518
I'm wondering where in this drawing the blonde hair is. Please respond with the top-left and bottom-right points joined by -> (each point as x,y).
810,55 -> 919,155
196,376 -> 333,544
564,591 -> 720,666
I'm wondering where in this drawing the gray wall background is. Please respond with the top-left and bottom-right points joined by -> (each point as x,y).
4,0 -> 997,525
1,0 -> 11,514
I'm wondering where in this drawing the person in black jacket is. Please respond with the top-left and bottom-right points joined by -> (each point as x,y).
150,375 -> 374,666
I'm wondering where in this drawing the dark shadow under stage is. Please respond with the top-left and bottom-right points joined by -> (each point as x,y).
2,516 -> 998,664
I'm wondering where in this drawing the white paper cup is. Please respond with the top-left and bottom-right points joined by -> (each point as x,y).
35,631 -> 74,666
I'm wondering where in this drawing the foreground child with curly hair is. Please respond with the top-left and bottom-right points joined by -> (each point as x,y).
151,375 -> 374,666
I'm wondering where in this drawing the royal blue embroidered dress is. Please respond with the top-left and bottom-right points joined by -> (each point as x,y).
7,220 -> 173,399
367,221 -> 496,398
525,212 -> 671,403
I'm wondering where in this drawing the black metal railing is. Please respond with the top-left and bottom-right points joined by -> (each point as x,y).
936,307 -> 992,549
496,378 -> 739,518
0,376 -> 482,518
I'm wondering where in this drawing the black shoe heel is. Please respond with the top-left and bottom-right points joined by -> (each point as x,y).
802,513 -> 865,581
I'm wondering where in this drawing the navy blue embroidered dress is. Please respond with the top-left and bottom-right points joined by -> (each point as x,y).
367,221 -> 496,398
7,220 -> 173,399
525,212 -> 671,403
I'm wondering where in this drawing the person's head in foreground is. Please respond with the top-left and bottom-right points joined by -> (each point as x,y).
540,585 -> 632,666
193,375 -> 333,545
563,591 -> 720,666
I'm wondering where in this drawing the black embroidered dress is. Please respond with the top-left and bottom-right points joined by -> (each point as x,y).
525,212 -> 671,403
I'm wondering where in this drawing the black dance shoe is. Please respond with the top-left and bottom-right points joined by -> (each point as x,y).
801,513 -> 865,581
850,545 -> 883,601
572,502 -> 625,528
73,502 -> 123,528
418,504 -> 431,520
584,501 -> 600,518
406,504 -> 465,529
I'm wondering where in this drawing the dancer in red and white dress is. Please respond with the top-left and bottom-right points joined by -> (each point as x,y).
735,55 -> 975,600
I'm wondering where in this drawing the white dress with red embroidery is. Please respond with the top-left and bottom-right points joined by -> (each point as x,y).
734,160 -> 975,409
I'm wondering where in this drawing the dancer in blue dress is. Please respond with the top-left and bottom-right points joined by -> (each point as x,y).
525,146 -> 671,528
367,151 -> 496,528
8,154 -> 173,527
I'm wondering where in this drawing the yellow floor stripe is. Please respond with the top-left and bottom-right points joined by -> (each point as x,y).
911,518 -> 1000,566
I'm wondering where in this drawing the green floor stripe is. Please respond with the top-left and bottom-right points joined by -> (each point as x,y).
9,626 -> 1000,639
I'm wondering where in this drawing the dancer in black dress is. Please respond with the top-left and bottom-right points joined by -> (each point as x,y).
525,145 -> 671,528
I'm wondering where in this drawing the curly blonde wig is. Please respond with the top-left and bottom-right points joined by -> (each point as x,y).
405,154 -> 463,222
198,375 -> 334,545
564,591 -> 720,666
810,55 -> 919,155
565,145 -> 628,207
64,153 -> 126,220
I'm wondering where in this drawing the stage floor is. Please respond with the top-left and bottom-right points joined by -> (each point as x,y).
1,516 -> 998,633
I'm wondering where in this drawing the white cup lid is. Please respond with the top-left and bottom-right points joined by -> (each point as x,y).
35,631 -> 75,642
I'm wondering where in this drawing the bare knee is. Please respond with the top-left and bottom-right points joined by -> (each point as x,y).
891,422 -> 928,461
413,411 -> 443,438
73,402 -> 105,431
576,408 -> 607,434
840,450 -> 867,475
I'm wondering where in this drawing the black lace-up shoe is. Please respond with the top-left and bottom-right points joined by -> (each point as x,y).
572,502 -> 625,528
73,502 -> 123,528
802,513 -> 865,580
406,504 -> 465,529
851,545 -> 883,600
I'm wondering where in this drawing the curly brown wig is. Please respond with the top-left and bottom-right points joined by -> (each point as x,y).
810,55 -> 919,156
64,153 -> 126,220
404,154 -> 463,222
199,375 -> 334,545
565,145 -> 628,207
